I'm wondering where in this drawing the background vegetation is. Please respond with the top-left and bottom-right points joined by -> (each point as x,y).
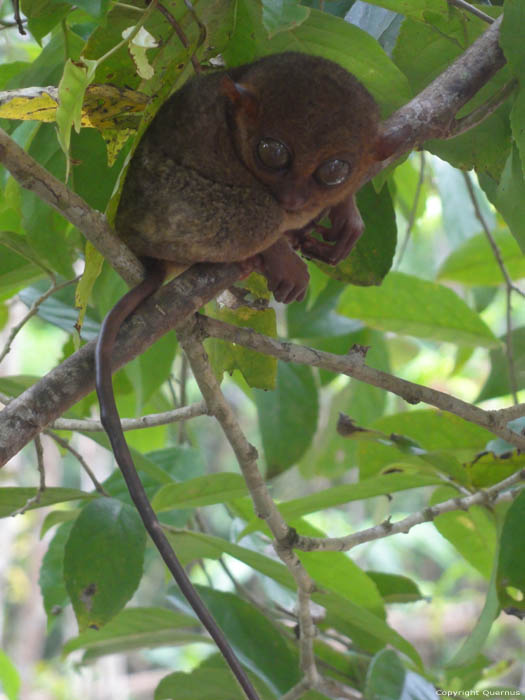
1,0 -> 525,699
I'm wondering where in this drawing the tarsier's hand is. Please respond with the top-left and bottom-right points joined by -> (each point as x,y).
299,194 -> 364,265
255,237 -> 309,303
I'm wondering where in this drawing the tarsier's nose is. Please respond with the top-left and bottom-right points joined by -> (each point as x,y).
275,183 -> 309,211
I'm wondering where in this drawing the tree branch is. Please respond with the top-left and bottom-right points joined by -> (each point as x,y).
0,16 -> 510,463
199,315 -> 525,451
0,127 -> 143,286
295,469 -> 525,553
177,317 -> 323,689
0,264 -> 241,467
375,15 -> 505,165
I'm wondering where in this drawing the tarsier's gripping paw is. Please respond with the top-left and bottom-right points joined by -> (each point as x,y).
254,238 -> 310,303
299,196 -> 364,265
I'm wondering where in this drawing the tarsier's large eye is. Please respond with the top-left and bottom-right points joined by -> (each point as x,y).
257,138 -> 291,170
315,159 -> 351,186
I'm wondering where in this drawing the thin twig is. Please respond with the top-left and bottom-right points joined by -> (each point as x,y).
448,0 -> 494,23
50,401 -> 208,432
0,275 -> 80,365
295,469 -> 525,553
44,431 -> 109,495
12,0 -> 26,34
451,80 -> 518,138
0,17 -> 26,30
396,152 -> 426,267
200,315 -> 525,450
11,435 -> 46,516
462,172 -> 521,403
177,317 -> 322,691
0,128 -> 143,286
177,354 -> 190,443
156,2 -> 202,74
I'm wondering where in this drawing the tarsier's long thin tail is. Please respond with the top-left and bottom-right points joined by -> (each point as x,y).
95,263 -> 261,700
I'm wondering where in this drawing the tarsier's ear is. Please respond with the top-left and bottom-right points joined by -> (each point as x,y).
220,75 -> 259,122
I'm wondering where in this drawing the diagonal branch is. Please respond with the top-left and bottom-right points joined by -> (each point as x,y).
0,127 -> 143,286
0,263 -> 241,467
177,317 -> 323,691
0,16 -> 511,464
199,315 -> 525,450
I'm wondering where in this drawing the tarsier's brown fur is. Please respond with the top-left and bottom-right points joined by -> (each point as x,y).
116,52 -> 379,302
97,52 -> 381,700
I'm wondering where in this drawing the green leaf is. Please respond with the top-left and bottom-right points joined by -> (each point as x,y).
447,569 -> 499,669
209,304 -> 277,390
366,572 -> 423,604
135,331 -> 177,407
511,88 -> 525,180
497,491 -> 525,608
438,231 -> 525,286
365,649 -> 436,700
22,125 -> 75,278
254,362 -> 318,476
363,0 -> 446,20
21,0 -> 71,43
299,550 -> 385,615
392,157 -> 428,224
195,587 -> 301,695
56,58 -> 98,176
478,327 -> 525,402
225,1 -> 411,115
315,182 -> 397,286
262,0 -> 310,37
75,242 -> 104,332
63,607 -> 198,659
70,127 -> 131,210
164,530 -> 295,588
13,30 -> 84,89
466,449 -> 525,489
357,410 -> 494,479
152,473 -> 248,512
480,147 -> 525,253
276,473 -> 442,522
338,271 -> 498,347
64,498 -> 146,631
365,648 -> 405,700
0,230 -> 52,281
500,0 -> 525,77
0,487 -> 93,518
155,667 -> 271,700
366,409 -> 494,454
318,591 -> 422,667
431,486 -> 497,578
0,649 -> 20,700
39,522 -> 73,622
67,0 -> 111,19
395,13 -> 510,179
18,283 -> 101,340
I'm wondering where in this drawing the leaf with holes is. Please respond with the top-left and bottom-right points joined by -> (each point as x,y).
64,498 -> 145,631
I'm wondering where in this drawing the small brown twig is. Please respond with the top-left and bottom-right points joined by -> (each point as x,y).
0,275 -> 80,365
177,317 -> 323,692
396,152 -> 426,266
12,0 -> 26,34
462,171 -> 523,403
11,435 -> 46,516
200,315 -> 525,451
44,431 -> 109,495
156,2 -> 202,74
50,401 -> 208,432
294,469 -> 525,553
448,0 -> 494,24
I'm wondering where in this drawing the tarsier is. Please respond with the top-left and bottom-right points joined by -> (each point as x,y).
96,52 -> 381,700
